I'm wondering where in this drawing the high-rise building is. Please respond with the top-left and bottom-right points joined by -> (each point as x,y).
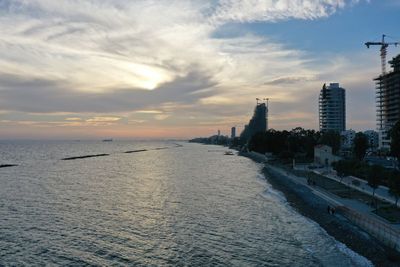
340,129 -> 356,150
231,127 -> 236,139
319,83 -> 346,132
364,130 -> 379,151
374,54 -> 400,150
240,102 -> 268,141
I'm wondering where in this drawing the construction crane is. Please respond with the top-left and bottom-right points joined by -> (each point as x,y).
264,98 -> 269,108
256,98 -> 269,106
365,34 -> 399,74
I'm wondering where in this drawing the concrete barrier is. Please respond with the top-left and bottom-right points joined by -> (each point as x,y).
338,206 -> 400,251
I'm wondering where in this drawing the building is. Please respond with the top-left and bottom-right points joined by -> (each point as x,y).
231,127 -> 236,139
364,155 -> 398,169
374,54 -> 400,150
240,101 -> 268,141
314,145 -> 341,166
364,130 -> 379,151
340,129 -> 356,150
319,83 -> 346,132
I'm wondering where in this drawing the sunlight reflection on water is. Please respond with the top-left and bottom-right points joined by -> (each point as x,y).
0,141 -> 370,266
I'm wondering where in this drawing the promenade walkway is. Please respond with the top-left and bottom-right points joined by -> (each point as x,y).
273,166 -> 381,214
267,164 -> 400,249
312,168 -> 399,207
246,151 -> 400,249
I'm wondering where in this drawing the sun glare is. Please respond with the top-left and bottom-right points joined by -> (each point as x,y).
127,63 -> 171,90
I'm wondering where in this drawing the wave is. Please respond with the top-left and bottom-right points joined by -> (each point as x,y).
335,241 -> 374,267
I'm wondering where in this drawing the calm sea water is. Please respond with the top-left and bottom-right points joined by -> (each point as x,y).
0,141 -> 372,266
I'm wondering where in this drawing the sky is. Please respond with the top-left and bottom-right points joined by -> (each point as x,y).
0,0 -> 399,140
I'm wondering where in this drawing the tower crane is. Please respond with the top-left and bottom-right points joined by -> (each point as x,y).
256,98 -> 270,106
264,98 -> 269,108
365,34 -> 399,75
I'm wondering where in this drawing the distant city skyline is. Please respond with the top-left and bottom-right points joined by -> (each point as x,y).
0,1 -> 399,139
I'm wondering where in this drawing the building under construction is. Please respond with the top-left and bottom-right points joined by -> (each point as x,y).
374,54 -> 400,150
240,100 -> 268,142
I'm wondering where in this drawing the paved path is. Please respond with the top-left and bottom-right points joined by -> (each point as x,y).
312,169 -> 399,207
245,152 -> 400,251
249,151 -> 400,224
268,165 -> 343,206
268,164 -> 400,231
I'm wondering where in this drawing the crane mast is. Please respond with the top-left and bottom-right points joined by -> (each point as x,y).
365,34 -> 399,75
365,35 -> 399,148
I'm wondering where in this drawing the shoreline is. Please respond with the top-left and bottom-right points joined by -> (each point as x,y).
242,152 -> 400,267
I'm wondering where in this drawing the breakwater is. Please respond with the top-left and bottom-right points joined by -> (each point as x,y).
0,164 -> 18,168
62,154 -> 110,160
124,149 -> 148,153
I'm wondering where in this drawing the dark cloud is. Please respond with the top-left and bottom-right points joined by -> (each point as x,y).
0,70 -> 216,113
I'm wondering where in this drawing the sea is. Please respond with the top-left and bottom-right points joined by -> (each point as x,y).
0,140 -> 373,266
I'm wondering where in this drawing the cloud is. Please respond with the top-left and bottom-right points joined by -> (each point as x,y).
264,76 -> 318,85
0,0 -> 372,138
134,110 -> 163,114
210,0 -> 362,24
86,116 -> 121,123
0,70 -> 216,113
0,0 -> 359,95
128,119 -> 146,124
154,114 -> 171,121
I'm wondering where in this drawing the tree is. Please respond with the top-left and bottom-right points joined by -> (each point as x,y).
287,127 -> 319,159
249,132 -> 266,153
390,120 -> 400,163
304,129 -> 320,158
367,164 -> 382,198
230,137 -> 242,148
319,130 -> 341,154
278,150 -> 294,161
388,171 -> 400,206
248,130 -> 290,155
353,132 -> 369,161
247,128 -> 321,161
333,160 -> 352,182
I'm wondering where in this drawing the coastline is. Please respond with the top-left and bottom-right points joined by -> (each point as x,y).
242,152 -> 400,267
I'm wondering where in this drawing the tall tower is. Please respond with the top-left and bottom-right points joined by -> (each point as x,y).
374,54 -> 400,150
231,127 -> 236,139
319,83 -> 346,132
265,98 -> 269,131
240,101 -> 268,141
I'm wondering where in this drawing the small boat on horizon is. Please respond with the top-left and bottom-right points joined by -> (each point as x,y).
102,138 -> 113,142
